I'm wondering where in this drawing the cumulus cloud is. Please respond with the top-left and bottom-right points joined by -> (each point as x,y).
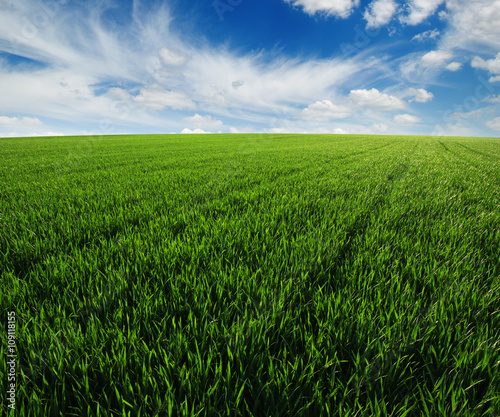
183,114 -> 224,129
421,50 -> 453,68
285,0 -> 360,18
300,100 -> 351,121
487,117 -> 500,130
0,115 -> 66,138
180,128 -> 210,134
0,116 -> 42,127
443,0 -> 500,51
394,113 -> 421,124
349,88 -> 406,110
364,0 -> 398,28
406,88 -> 434,103
402,0 -> 446,25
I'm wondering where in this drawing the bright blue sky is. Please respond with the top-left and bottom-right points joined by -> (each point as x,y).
1,0 -> 500,137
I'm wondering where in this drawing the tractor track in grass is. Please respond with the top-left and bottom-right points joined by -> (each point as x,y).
437,140 -> 500,187
319,142 -> 418,286
323,140 -> 397,165
237,141 -> 415,309
455,142 -> 500,160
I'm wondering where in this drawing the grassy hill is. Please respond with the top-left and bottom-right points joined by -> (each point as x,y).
1,134 -> 499,416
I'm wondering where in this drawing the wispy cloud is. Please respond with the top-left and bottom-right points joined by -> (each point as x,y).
394,113 -> 421,124
487,116 -> 500,131
183,114 -> 224,129
0,0 -> 386,136
284,0 -> 360,18
0,0 -> 497,137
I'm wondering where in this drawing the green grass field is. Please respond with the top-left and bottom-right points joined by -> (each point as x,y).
1,133 -> 500,416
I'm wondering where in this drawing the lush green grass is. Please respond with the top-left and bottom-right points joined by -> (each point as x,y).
1,133 -> 500,416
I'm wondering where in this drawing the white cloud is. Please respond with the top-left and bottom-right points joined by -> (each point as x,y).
421,50 -> 453,68
432,122 -> 476,137
482,95 -> 500,104
183,50 -> 374,117
159,47 -> 188,67
0,116 -> 42,127
183,114 -> 224,128
412,29 -> 440,42
406,88 -> 434,103
400,50 -> 459,83
471,53 -> 500,78
446,62 -> 462,71
228,126 -> 256,133
0,0 -> 392,135
300,100 -> 351,121
0,0 -> 494,137
180,128 -> 210,134
285,0 -> 360,18
364,0 -> 398,28
349,88 -> 406,110
402,0 -> 446,25
268,127 -> 297,134
487,117 -> 500,130
29,131 -> 65,137
135,88 -> 196,111
448,109 -> 483,120
0,0 -> 380,134
373,123 -> 388,132
394,113 -> 421,124
0,131 -> 65,138
443,0 -> 500,51
109,87 -> 196,111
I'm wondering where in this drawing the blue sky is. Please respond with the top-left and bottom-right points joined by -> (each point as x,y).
0,0 -> 500,137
